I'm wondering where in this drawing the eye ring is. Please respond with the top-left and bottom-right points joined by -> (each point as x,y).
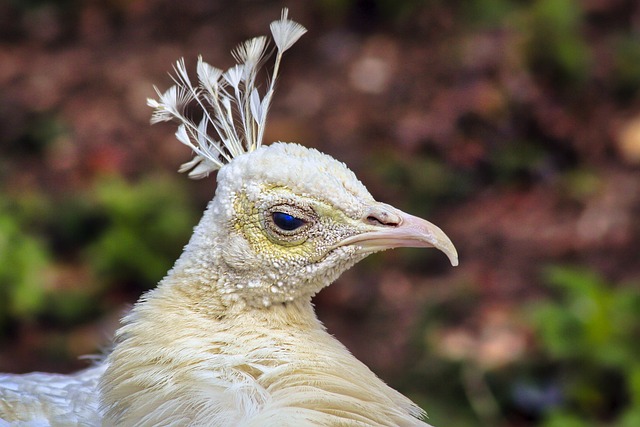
262,203 -> 316,245
272,211 -> 306,231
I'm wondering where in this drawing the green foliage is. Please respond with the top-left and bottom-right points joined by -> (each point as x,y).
0,199 -> 50,322
534,266 -> 640,366
560,169 -> 602,202
462,0 -> 519,28
541,409 -> 593,427
619,403 -> 640,427
44,289 -> 98,326
530,266 -> 640,425
405,266 -> 640,426
518,0 -> 591,86
611,34 -> 640,100
87,175 -> 198,289
0,173 -> 199,333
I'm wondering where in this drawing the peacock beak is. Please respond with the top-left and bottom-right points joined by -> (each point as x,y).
337,203 -> 459,266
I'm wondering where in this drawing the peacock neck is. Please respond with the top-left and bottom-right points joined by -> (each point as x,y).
100,265 -> 326,423
101,255 -> 429,426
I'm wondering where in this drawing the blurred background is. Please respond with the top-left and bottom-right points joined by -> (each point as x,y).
1,0 -> 639,425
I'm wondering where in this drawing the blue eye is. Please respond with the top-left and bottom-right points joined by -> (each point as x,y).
272,212 -> 306,231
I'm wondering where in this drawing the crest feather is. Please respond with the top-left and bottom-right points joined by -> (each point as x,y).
147,8 -> 306,179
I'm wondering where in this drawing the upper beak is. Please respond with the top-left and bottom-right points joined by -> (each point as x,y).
336,203 -> 459,267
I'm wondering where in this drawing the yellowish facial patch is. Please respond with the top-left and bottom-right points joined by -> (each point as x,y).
232,186 -> 361,265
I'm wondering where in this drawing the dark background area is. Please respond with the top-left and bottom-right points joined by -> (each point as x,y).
1,0 -> 639,426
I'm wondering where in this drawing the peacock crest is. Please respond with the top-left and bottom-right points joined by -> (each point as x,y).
147,8 -> 307,179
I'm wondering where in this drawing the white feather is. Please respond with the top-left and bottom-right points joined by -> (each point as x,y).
0,365 -> 105,425
270,8 -> 308,53
148,9 -> 306,179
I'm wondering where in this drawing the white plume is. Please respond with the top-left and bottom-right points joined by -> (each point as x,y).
147,8 -> 307,179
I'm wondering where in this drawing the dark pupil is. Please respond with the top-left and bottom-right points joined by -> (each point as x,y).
272,212 -> 305,231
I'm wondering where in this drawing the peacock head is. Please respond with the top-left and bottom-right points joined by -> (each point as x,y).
204,142 -> 457,307
148,9 -> 457,308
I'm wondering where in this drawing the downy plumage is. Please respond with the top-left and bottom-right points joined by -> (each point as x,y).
0,9 -> 457,426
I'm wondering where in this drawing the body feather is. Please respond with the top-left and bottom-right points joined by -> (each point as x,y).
0,366 -> 104,425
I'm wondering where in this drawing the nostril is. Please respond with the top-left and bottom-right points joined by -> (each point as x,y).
367,215 -> 385,225
366,209 -> 401,227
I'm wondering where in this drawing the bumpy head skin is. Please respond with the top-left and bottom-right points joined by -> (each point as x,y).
210,142 -> 372,308
185,142 -> 457,309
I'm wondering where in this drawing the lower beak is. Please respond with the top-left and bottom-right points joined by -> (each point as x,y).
337,206 -> 459,267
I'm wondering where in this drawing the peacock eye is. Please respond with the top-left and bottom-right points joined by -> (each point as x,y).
272,212 -> 306,231
263,203 -> 315,244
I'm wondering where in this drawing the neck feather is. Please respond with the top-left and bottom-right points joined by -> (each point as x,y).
100,281 -> 426,426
